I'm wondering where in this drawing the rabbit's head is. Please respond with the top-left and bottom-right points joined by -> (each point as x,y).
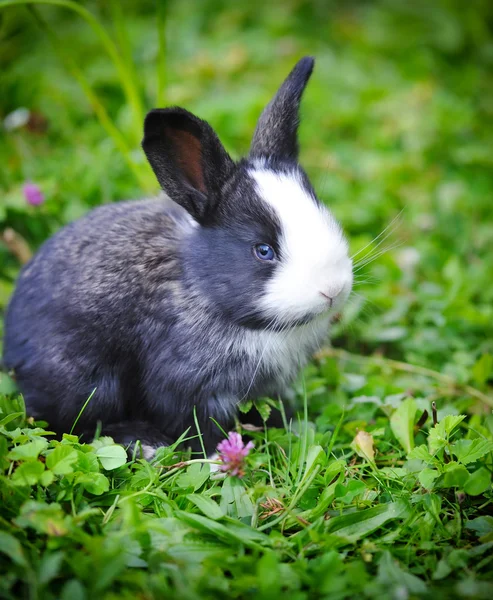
142,57 -> 352,329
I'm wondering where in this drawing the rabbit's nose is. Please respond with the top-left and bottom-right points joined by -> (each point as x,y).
319,291 -> 334,307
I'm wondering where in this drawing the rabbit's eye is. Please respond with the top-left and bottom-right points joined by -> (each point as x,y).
254,243 -> 275,261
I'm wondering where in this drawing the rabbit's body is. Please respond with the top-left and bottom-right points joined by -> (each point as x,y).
5,195 -> 331,451
4,58 -> 353,455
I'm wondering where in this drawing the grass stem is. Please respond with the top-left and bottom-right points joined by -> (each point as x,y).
156,0 -> 167,106
26,5 -> 154,192
1,0 -> 144,142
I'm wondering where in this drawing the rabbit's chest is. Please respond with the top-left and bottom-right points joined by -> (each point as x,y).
200,317 -> 330,425
237,314 -> 331,390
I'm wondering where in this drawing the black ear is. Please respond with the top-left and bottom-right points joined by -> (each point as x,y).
250,56 -> 314,161
142,107 -> 235,221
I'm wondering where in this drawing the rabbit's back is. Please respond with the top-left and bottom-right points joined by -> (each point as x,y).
3,198 -> 190,433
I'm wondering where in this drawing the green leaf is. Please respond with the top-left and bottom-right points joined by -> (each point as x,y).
238,399 -> 253,414
220,476 -> 254,519
324,459 -> 346,484
334,480 -> 367,504
456,577 -> 493,599
441,415 -> 467,436
177,511 -> 269,548
377,551 -> 428,595
254,398 -> 272,422
464,468 -> 492,496
466,516 -> 493,541
390,397 -> 417,453
0,436 -> 8,469
423,493 -> 442,524
40,470 -> 55,487
96,445 -> 127,470
38,552 -> 64,586
301,472 -> 343,521
326,500 -> 409,543
442,464 -> 469,488
14,501 -> 69,536
187,494 -> 225,520
75,451 -> 100,473
256,551 -> 281,595
176,463 -> 210,491
46,445 -> 78,475
0,412 -> 24,428
472,353 -> 493,386
433,557 -> 453,580
7,438 -> 48,461
408,444 -> 435,463
451,439 -> 493,465
12,460 -> 45,485
77,472 -> 110,495
419,468 -> 439,490
0,531 -> 28,567
60,579 -> 87,600
303,444 -> 326,478
428,415 -> 466,453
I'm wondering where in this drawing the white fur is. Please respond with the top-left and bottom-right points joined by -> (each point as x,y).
237,313 -> 331,391
251,169 -> 353,323
198,321 -> 330,417
141,444 -> 157,460
208,451 -> 221,474
190,314 -> 332,420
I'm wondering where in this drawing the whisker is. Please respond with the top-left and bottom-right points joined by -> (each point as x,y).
238,314 -> 284,403
352,277 -> 378,286
332,294 -> 377,333
350,209 -> 404,262
348,291 -> 377,312
353,240 -> 403,269
352,242 -> 403,273
352,226 -> 401,268
351,213 -> 404,270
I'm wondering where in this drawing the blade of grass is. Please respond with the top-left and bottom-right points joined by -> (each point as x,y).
193,406 -> 207,459
293,373 -> 309,489
109,0 -> 143,110
210,418 -> 229,439
70,387 -> 97,435
263,422 -> 274,487
257,464 -> 321,532
327,408 -> 345,457
156,0 -> 166,106
0,0 -> 144,144
26,5 -> 154,193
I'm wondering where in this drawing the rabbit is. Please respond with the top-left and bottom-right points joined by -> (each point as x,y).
3,57 -> 353,458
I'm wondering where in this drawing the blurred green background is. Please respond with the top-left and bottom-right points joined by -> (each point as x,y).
1,0 -> 493,385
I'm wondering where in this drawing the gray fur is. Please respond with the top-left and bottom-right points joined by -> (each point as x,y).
250,56 -> 314,160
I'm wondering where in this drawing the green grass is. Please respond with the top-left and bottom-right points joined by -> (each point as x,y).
1,1 -> 493,598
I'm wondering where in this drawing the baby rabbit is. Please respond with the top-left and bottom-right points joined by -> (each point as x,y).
3,57 -> 353,457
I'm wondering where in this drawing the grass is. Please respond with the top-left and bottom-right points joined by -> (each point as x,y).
1,0 -> 493,598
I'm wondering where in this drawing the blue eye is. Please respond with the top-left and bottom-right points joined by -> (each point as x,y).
254,243 -> 275,261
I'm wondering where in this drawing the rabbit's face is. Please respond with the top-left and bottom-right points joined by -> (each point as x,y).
250,165 -> 352,325
185,160 -> 352,330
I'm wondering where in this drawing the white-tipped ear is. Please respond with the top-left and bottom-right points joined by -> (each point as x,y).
250,57 -> 314,161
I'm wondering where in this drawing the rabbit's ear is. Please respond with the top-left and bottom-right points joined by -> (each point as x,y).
142,108 -> 234,221
250,57 -> 314,161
